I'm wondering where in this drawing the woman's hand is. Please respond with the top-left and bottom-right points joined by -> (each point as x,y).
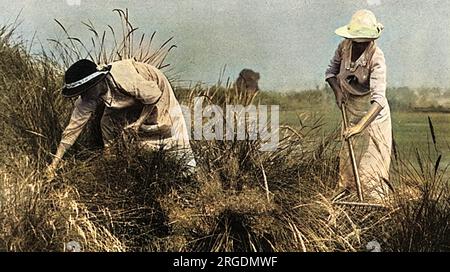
335,89 -> 345,109
45,143 -> 70,180
124,122 -> 142,133
343,102 -> 383,140
45,160 -> 59,180
343,124 -> 363,139
124,104 -> 156,134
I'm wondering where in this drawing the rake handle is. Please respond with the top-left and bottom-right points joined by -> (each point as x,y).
341,103 -> 364,202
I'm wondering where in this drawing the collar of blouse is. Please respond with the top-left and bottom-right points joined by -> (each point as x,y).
345,41 -> 376,72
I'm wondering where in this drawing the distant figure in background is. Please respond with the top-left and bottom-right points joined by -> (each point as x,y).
325,10 -> 392,201
236,69 -> 260,97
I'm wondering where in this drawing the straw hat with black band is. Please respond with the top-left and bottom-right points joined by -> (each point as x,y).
62,59 -> 112,98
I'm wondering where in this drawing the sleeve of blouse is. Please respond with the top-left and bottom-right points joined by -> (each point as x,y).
60,97 -> 97,146
110,60 -> 163,105
369,48 -> 388,108
129,76 -> 163,105
325,42 -> 343,80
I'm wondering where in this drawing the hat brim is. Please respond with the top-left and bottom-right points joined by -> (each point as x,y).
335,25 -> 381,39
62,66 -> 111,98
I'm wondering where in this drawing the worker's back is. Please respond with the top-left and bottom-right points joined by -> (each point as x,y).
114,59 -> 191,148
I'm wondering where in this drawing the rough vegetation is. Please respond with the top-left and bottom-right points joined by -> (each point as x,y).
0,11 -> 449,252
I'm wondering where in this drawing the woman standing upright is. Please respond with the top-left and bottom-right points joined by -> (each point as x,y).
325,10 -> 392,201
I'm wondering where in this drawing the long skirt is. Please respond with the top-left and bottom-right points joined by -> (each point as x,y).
339,93 -> 392,200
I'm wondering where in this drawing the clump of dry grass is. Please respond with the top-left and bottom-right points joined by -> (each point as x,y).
0,21 -> 127,251
381,120 -> 450,252
149,86 -> 389,252
50,8 -> 176,69
0,25 -> 67,160
0,153 -> 125,251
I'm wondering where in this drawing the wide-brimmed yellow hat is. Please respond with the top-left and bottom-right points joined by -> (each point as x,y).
335,10 -> 384,39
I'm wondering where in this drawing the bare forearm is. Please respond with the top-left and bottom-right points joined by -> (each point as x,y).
52,142 -> 72,164
342,102 -> 383,139
357,102 -> 383,131
136,104 -> 155,126
140,123 -> 170,135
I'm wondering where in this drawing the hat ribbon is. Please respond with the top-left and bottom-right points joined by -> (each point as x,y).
64,70 -> 110,90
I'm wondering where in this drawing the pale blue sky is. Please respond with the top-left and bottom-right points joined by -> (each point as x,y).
0,0 -> 449,90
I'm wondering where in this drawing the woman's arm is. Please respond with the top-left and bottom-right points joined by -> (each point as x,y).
325,41 -> 345,108
343,102 -> 383,139
326,77 -> 345,108
47,142 -> 72,174
124,104 -> 156,132
343,48 -> 387,139
46,97 -> 97,175
325,42 -> 343,80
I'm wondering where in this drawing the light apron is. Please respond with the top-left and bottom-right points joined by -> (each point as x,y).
337,43 -> 392,200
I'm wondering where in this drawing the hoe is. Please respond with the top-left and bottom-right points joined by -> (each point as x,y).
333,103 -> 386,209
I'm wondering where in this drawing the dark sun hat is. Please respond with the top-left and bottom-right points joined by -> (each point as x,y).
62,59 -> 112,98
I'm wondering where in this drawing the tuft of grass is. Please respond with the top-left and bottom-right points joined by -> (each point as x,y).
50,8 -> 176,69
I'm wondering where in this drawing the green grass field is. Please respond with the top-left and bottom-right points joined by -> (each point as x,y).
280,109 -> 450,151
260,91 -> 450,165
392,111 -> 450,147
267,92 -> 450,173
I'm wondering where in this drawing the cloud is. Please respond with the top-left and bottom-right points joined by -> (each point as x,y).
367,0 -> 382,6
